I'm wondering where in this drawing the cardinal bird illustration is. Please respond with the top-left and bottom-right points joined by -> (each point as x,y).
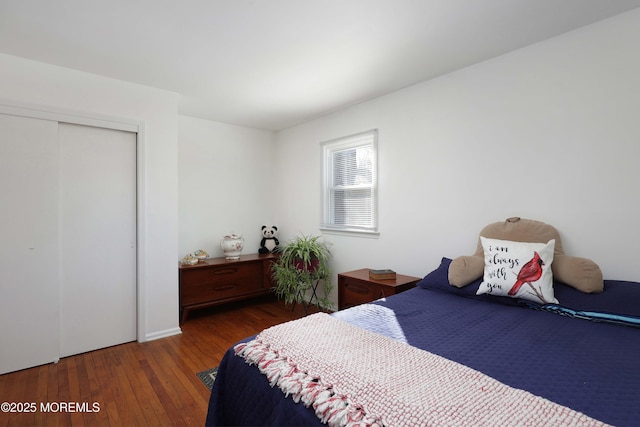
508,252 -> 544,296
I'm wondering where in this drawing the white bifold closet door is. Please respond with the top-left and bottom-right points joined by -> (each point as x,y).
0,114 -> 61,375
0,115 -> 136,375
58,123 -> 136,358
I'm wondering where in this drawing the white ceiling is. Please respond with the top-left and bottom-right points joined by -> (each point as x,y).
1,0 -> 640,131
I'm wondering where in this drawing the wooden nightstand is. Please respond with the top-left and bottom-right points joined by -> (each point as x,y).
338,269 -> 421,310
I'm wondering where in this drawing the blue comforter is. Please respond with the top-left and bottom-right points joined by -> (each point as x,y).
206,258 -> 640,426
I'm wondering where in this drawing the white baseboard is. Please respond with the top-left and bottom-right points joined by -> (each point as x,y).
143,326 -> 182,342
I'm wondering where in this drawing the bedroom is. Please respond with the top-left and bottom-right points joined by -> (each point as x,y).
1,1 -> 639,425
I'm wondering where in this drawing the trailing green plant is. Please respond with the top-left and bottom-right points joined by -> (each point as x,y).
271,234 -> 333,311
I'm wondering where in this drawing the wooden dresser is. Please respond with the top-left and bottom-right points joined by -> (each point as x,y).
338,268 -> 421,310
179,253 -> 277,323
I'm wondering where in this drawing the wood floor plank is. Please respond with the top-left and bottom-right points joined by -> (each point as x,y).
45,362 -> 60,427
147,339 -> 208,426
65,357 -> 82,427
89,349 -> 119,427
82,351 -> 109,426
33,366 -> 48,426
121,344 -> 165,427
0,296 -> 310,426
138,357 -> 185,426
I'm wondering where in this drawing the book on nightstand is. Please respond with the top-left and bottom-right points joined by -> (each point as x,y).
369,269 -> 396,280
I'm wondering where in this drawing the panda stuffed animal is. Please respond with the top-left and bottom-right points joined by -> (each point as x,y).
259,225 -> 280,254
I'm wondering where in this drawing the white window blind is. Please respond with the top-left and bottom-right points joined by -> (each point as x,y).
321,130 -> 378,235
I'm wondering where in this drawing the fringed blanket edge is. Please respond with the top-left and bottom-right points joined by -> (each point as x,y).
234,339 -> 384,427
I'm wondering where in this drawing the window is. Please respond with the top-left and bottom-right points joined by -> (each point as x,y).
321,130 -> 378,235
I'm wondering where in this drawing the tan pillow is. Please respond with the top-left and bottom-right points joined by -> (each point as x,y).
448,217 -> 603,293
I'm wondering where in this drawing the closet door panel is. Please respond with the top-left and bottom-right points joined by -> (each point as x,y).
58,123 -> 137,357
0,114 -> 60,374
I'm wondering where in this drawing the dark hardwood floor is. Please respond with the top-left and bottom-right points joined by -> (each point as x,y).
0,296 -> 316,427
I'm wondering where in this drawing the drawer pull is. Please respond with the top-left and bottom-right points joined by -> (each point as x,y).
212,268 -> 238,276
213,283 -> 238,292
347,283 -> 371,295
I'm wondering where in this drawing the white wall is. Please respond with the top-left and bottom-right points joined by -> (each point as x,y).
274,8 -> 640,304
0,53 -> 180,341
178,115 -> 275,258
4,5 -> 639,330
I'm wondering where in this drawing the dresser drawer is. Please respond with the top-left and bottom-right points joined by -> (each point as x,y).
181,262 -> 263,305
180,262 -> 261,286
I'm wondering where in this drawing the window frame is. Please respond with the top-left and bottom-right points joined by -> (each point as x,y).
320,129 -> 379,237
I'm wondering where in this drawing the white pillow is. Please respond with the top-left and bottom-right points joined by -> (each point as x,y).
476,237 -> 557,304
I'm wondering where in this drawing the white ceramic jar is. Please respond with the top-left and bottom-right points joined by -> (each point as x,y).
220,233 -> 244,259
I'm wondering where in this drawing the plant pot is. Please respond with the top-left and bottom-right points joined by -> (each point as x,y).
294,257 -> 320,273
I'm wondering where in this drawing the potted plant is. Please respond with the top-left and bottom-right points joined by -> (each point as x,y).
271,234 -> 333,311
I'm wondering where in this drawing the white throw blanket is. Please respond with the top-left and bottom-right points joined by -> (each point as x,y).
235,313 -> 608,427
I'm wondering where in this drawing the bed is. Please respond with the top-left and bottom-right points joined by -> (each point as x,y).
205,257 -> 640,426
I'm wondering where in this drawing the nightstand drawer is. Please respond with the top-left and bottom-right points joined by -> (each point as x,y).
341,279 -> 381,307
338,269 -> 421,310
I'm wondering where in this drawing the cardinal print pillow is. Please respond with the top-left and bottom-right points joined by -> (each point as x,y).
476,237 -> 557,304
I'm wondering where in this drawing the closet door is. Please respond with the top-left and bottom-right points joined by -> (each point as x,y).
58,123 -> 137,357
0,114 -> 60,375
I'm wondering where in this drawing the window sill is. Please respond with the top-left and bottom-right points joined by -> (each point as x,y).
320,227 -> 380,239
